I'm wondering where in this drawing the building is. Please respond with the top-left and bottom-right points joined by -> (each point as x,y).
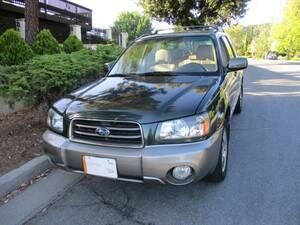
0,0 -> 92,42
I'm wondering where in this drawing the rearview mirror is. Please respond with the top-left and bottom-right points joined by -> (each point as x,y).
228,57 -> 248,71
104,61 -> 115,73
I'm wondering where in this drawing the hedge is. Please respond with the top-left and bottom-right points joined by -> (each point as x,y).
0,44 -> 123,107
0,29 -> 34,66
96,44 -> 123,62
0,49 -> 103,106
33,29 -> 61,55
63,35 -> 84,53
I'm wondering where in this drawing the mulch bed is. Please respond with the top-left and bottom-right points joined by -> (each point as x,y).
0,106 -> 48,175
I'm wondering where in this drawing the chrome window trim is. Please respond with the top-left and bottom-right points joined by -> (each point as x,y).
69,117 -> 144,149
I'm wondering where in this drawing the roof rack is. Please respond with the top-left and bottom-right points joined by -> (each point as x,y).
153,25 -> 224,34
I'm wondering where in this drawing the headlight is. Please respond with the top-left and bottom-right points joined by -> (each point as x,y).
155,113 -> 210,144
47,108 -> 63,133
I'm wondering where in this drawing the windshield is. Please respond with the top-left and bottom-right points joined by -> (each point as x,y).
109,36 -> 218,76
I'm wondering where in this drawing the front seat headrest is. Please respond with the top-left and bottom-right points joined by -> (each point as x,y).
155,49 -> 170,64
196,45 -> 215,61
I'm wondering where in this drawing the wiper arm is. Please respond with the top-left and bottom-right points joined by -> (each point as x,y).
136,71 -> 179,76
109,73 -> 131,77
109,72 -> 182,77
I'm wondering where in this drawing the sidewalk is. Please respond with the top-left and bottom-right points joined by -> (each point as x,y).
0,169 -> 83,225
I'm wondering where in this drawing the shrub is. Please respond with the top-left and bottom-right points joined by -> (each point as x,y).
0,44 -> 123,107
0,65 -> 25,106
96,44 -> 123,63
32,29 -> 61,55
63,35 -> 84,53
0,29 -> 34,66
0,49 -> 104,106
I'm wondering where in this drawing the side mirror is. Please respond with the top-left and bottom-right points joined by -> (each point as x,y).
228,57 -> 248,71
104,61 -> 115,73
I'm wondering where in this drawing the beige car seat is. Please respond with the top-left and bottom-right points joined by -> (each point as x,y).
178,45 -> 217,71
196,45 -> 216,62
151,49 -> 175,72
196,45 -> 217,71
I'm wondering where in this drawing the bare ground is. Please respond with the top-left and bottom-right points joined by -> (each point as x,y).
0,106 -> 47,175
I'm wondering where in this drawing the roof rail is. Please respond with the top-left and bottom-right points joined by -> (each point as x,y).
153,25 -> 224,34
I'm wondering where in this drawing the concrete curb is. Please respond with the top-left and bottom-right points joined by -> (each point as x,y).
0,169 -> 83,225
0,155 -> 52,197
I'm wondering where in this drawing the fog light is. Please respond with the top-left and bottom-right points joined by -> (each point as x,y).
172,166 -> 192,180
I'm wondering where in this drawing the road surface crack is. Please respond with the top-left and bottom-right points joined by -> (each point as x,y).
89,186 -> 154,225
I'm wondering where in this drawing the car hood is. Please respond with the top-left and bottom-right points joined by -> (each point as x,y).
61,75 -> 218,124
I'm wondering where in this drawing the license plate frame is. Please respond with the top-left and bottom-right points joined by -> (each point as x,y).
82,156 -> 118,179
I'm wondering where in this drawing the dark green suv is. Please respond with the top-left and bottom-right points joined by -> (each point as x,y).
43,26 -> 248,185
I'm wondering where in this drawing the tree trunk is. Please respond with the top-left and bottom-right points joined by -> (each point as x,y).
25,0 -> 39,45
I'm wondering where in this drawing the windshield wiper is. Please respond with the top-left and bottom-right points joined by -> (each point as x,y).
109,73 -> 132,77
135,71 -> 181,76
109,72 -> 183,77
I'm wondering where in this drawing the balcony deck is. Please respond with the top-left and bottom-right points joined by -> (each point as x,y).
0,0 -> 92,30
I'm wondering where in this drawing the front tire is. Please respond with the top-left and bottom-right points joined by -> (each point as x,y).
208,124 -> 229,182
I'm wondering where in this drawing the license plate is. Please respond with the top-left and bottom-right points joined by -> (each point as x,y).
82,156 -> 118,178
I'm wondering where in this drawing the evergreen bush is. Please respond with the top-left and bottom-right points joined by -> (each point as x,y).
32,29 -> 61,55
0,29 -> 34,66
63,35 -> 84,53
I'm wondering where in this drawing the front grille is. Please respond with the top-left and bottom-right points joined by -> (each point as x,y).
70,119 -> 143,148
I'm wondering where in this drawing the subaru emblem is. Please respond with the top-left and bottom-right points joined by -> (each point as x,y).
95,127 -> 110,137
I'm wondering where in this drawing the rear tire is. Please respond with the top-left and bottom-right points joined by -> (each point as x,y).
208,124 -> 229,182
234,85 -> 243,114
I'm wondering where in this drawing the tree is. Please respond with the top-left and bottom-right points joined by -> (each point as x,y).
226,24 -> 273,57
250,25 -> 272,58
272,0 -> 300,58
226,25 -> 247,56
140,0 -> 250,26
25,0 -> 39,45
114,11 -> 152,41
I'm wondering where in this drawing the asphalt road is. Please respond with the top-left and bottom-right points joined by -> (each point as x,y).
26,62 -> 300,225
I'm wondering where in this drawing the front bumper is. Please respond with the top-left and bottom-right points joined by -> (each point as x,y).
43,128 -> 222,185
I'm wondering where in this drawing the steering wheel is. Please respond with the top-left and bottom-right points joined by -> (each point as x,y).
176,63 -> 207,73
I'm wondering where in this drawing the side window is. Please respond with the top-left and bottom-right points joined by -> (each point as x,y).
225,36 -> 237,57
219,38 -> 229,66
222,36 -> 235,59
